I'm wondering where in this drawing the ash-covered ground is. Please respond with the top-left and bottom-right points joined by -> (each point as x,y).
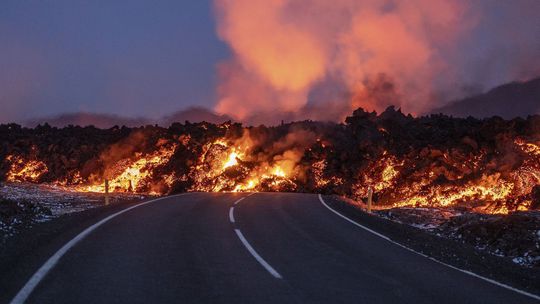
372,206 -> 540,268
0,182 -> 145,243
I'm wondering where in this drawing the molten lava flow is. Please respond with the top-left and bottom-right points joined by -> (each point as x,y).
352,138 -> 540,214
312,160 -> 329,187
5,155 -> 48,182
515,138 -> 540,156
374,156 -> 402,192
223,151 -> 239,169
77,143 -> 178,194
383,169 -> 517,214
3,118 -> 539,215
190,138 -> 297,192
272,166 -> 286,178
393,175 -> 515,212
356,154 -> 402,197
311,159 -> 344,190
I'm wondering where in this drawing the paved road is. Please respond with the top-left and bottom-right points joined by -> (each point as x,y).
10,192 -> 540,303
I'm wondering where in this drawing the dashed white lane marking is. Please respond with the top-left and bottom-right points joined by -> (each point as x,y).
230,192 -> 281,279
234,229 -> 282,279
10,194 -> 190,304
318,194 -> 540,302
229,206 -> 236,223
230,197 -> 247,223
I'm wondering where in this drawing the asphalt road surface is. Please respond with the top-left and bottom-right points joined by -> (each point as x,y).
9,192 -> 540,303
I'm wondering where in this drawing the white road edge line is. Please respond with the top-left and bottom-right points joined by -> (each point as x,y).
234,229 -> 282,279
229,207 -> 236,223
233,197 -> 245,206
318,194 -> 540,301
10,193 -> 189,304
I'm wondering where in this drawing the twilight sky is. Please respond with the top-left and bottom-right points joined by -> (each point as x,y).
0,0 -> 229,123
1,0 -> 539,124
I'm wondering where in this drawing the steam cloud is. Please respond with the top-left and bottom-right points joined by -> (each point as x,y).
213,0 -> 540,124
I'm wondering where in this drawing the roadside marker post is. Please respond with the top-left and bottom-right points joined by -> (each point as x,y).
367,186 -> 373,213
104,179 -> 110,205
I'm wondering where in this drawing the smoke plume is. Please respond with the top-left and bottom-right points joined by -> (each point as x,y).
213,0 -> 540,123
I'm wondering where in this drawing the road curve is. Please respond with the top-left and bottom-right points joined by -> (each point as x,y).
10,192 -> 540,303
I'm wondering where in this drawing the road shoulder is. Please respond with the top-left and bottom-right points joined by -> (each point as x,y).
323,195 -> 540,295
0,198 -> 144,303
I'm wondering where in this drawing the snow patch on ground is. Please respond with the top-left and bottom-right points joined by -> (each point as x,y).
376,207 -> 540,268
0,182 -> 146,241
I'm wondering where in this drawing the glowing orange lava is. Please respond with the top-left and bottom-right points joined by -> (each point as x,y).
190,138 -> 295,192
75,143 -> 178,194
353,139 -> 540,214
5,155 -> 48,183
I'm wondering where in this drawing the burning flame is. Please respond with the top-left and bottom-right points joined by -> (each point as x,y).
223,151 -> 239,169
272,166 -> 286,178
76,143 -> 178,194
